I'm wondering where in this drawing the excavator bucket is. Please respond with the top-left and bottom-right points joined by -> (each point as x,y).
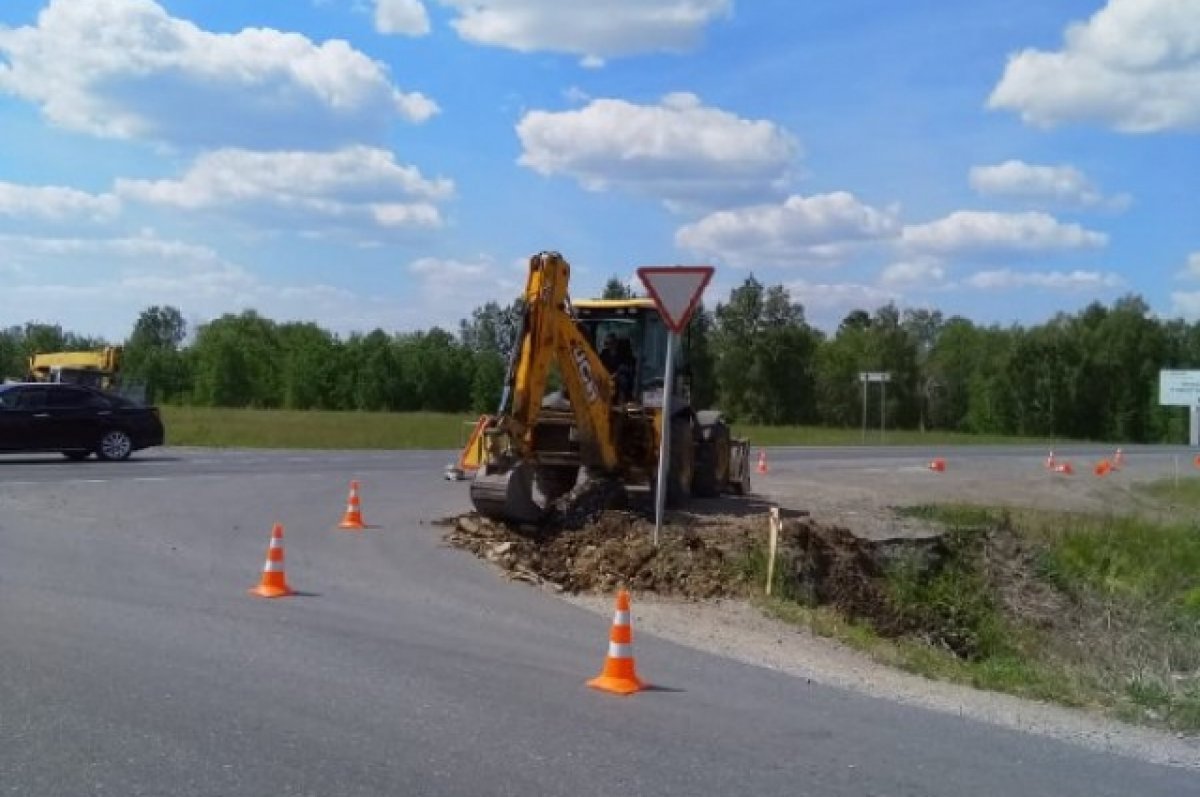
469,460 -> 543,524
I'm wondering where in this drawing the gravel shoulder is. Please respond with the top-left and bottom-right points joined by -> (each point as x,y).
566,454 -> 1200,769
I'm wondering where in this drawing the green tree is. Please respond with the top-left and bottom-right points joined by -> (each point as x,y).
601,277 -> 633,299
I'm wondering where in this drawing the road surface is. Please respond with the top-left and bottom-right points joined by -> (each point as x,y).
1,447 -> 1196,796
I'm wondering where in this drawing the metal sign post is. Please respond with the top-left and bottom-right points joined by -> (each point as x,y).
637,265 -> 715,546
651,333 -> 677,547
859,372 -> 891,445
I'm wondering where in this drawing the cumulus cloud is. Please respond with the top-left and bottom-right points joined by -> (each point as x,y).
117,147 -> 453,232
0,182 -> 120,222
375,0 -> 431,35
1172,291 -> 1200,319
968,160 -> 1129,210
0,231 -> 411,337
880,259 -> 947,288
0,0 -> 437,149
675,192 -> 899,268
784,279 -> 898,313
517,93 -> 798,210
962,268 -> 1125,291
439,0 -> 731,62
1180,251 -> 1200,280
901,211 -> 1107,257
407,255 -> 525,309
988,0 -> 1200,132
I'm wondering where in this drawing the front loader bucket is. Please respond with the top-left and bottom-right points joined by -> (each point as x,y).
469,461 -> 543,524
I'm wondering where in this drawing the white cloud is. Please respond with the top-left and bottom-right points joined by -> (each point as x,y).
0,232 -> 409,338
0,182 -> 119,222
988,0 -> 1200,132
407,255 -> 525,313
440,0 -> 731,62
901,211 -> 1107,257
1180,251 -> 1200,280
117,147 -> 452,232
968,160 -> 1129,210
962,268 -> 1125,291
0,0 -> 437,149
517,93 -> 798,210
675,192 -> 899,268
1172,291 -> 1200,319
375,0 -> 431,35
880,259 -> 947,287
784,279 -> 898,312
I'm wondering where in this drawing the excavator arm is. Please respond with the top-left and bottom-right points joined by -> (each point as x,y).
470,252 -> 619,522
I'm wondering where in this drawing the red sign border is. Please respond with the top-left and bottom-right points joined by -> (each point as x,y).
636,266 -> 715,334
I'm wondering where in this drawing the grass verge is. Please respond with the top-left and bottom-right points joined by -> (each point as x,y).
162,406 -> 480,449
754,501 -> 1200,733
160,405 -> 1060,450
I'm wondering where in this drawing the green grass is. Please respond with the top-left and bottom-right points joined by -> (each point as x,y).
1137,476 -> 1200,511
757,503 -> 1200,732
161,406 -> 483,449
159,405 -> 1063,450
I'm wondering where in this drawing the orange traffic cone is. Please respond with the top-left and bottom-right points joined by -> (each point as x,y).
1044,450 -> 1056,470
338,480 -> 366,530
756,450 -> 769,475
587,589 -> 644,696
928,457 -> 946,473
1194,455 -> 1200,471
249,523 -> 293,598
1094,459 -> 1112,477
1053,461 -> 1075,476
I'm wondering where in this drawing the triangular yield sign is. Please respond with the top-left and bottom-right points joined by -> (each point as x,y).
636,266 -> 714,333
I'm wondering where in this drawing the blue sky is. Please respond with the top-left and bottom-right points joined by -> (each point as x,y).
0,0 -> 1197,340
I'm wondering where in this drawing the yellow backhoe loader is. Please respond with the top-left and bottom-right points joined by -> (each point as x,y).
468,251 -> 751,524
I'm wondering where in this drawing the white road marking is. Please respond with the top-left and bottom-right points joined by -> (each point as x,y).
134,477 -> 169,482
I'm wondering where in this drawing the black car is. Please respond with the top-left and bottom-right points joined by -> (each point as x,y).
0,383 -> 165,461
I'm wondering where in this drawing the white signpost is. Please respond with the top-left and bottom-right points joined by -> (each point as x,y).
859,371 -> 891,444
1160,370 -> 1200,446
637,265 -> 715,545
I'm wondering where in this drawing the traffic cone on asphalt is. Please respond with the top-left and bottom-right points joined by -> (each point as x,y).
587,589 -> 644,696
1053,461 -> 1075,476
1045,450 -> 1057,470
1094,459 -> 1112,477
338,480 -> 366,530
249,523 -> 293,599
1194,455 -> 1200,471
928,457 -> 946,473
756,450 -> 769,475
1112,448 -> 1125,470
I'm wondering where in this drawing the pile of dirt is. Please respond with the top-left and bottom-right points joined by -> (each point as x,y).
443,508 -> 943,621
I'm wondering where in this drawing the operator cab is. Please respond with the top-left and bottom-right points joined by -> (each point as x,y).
573,298 -> 688,407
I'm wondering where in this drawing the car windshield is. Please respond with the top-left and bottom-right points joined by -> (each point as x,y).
0,388 -> 17,409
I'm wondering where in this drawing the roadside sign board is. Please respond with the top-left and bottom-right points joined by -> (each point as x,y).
859,372 -> 891,383
636,266 -> 714,333
1160,370 -> 1200,407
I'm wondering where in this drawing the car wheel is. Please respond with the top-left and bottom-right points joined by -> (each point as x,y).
62,451 -> 91,461
96,429 -> 134,461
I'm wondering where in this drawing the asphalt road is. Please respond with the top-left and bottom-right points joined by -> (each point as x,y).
1,447 -> 1197,796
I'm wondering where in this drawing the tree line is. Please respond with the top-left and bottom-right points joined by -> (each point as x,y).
2,278 -> 1197,443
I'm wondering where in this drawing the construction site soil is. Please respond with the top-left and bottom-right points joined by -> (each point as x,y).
442,499 -> 950,640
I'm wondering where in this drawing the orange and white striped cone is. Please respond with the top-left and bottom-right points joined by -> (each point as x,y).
928,457 -> 946,473
756,450 -> 769,475
1044,450 -> 1056,470
338,480 -> 366,530
1053,461 -> 1075,476
249,523 -> 293,599
1094,459 -> 1112,478
587,589 -> 644,696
